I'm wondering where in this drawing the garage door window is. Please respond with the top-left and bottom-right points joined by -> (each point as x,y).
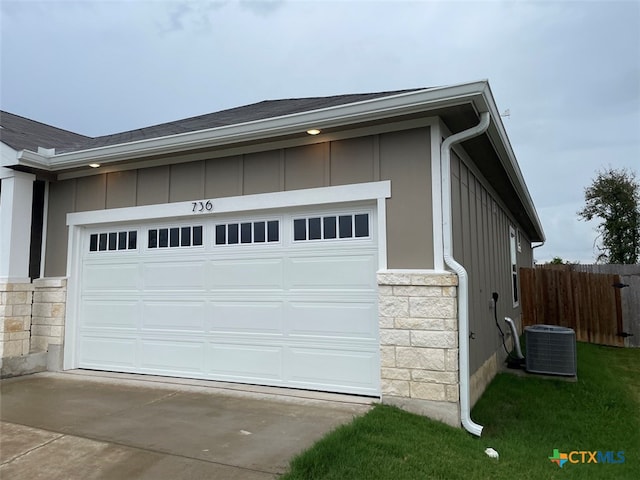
293,213 -> 369,241
89,231 -> 137,252
215,220 -> 279,246
148,226 -> 203,249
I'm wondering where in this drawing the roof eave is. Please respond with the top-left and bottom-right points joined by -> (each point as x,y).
4,79 -> 544,241
1,142 -> 53,171
479,84 -> 545,242
8,81 -> 490,171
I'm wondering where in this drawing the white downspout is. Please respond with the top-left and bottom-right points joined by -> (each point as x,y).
441,111 -> 491,437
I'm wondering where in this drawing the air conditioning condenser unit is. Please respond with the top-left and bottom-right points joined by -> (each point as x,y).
525,325 -> 577,376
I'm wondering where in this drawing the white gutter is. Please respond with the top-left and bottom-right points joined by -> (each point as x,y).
441,111 -> 491,437
11,81 -> 490,171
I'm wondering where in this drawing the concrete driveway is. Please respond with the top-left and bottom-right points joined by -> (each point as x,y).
0,372 -> 371,479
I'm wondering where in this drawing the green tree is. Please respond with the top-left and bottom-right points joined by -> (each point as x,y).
578,167 -> 640,264
544,257 -> 579,265
548,257 -> 569,265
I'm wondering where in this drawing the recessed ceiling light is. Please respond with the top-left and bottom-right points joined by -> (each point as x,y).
306,129 -> 321,135
89,163 -> 100,168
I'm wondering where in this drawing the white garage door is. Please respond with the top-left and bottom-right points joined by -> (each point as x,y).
75,205 -> 379,395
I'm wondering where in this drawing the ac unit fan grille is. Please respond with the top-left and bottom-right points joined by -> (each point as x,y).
525,325 -> 577,376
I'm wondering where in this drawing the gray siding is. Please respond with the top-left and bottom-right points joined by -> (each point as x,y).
75,175 -> 105,212
44,127 -> 434,276
380,129 -> 433,269
284,143 -> 327,190
45,180 -> 75,276
204,156 -> 242,198
450,151 -> 534,374
243,151 -> 282,195
330,137 -> 375,186
170,161 -> 205,202
106,171 -> 136,208
137,166 -> 169,206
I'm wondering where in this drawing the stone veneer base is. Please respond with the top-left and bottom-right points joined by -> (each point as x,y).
30,277 -> 67,354
0,282 -> 34,358
378,270 -> 461,428
1,278 -> 67,377
470,351 -> 500,408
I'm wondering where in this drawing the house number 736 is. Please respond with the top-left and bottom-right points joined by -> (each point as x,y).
192,200 -> 213,213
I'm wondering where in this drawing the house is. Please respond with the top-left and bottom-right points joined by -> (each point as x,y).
0,80 -> 544,435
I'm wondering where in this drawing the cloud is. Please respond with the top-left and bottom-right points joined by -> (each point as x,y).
155,1 -> 284,35
239,0 -> 284,16
158,1 -> 228,34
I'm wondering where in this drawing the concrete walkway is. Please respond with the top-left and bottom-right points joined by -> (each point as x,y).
0,372 -> 371,479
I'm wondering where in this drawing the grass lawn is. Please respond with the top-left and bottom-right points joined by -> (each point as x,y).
281,343 -> 639,479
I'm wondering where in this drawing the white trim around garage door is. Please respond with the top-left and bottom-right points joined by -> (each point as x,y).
63,181 -> 391,371
67,181 -> 391,228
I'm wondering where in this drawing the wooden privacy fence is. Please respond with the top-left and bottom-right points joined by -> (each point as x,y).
520,264 -> 640,348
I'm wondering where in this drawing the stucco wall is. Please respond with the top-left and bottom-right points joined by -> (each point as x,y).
45,128 -> 434,275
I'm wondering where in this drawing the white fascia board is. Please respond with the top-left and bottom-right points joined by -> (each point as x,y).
2,142 -> 52,170
67,181 -> 391,227
43,81 -> 489,171
15,149 -> 53,170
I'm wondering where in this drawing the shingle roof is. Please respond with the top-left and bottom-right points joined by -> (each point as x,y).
0,111 -> 91,152
1,89 -> 425,154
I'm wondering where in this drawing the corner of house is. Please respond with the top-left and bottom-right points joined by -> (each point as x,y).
377,270 -> 461,427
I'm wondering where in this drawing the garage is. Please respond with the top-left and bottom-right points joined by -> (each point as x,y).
71,203 -> 380,396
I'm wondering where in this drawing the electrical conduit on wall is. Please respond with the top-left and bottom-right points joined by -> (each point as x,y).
440,111 -> 491,437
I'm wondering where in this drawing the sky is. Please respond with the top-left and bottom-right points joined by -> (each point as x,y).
1,0 -> 639,263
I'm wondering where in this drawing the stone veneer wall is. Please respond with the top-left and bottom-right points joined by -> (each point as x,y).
0,282 -> 34,357
30,278 -> 67,361
378,271 -> 460,427
470,351 -> 498,407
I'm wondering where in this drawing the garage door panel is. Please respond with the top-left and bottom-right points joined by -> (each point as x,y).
207,344 -> 282,379
209,258 -> 283,289
75,205 -> 380,396
287,302 -> 377,338
83,263 -> 140,291
140,340 -> 204,372
142,302 -> 206,331
79,337 -> 137,367
143,262 -> 206,291
287,348 -> 378,391
81,301 -> 139,328
209,301 -> 284,333
286,255 -> 377,290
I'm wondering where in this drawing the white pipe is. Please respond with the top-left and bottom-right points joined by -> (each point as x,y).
504,317 -> 525,359
39,181 -> 49,279
441,111 -> 491,437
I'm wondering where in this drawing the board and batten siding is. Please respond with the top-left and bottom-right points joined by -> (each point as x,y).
44,128 -> 433,276
450,150 -> 533,374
